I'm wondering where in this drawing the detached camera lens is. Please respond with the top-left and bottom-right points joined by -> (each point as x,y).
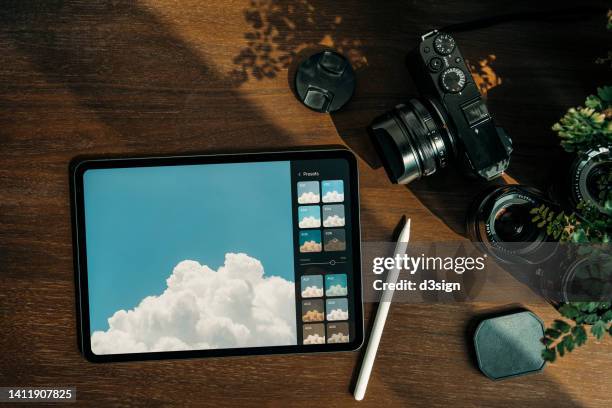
569,146 -> 611,214
467,185 -> 556,265
369,98 -> 454,184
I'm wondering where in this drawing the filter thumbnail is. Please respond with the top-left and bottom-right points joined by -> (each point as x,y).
323,229 -> 346,251
303,323 -> 325,345
297,181 -> 320,204
326,298 -> 349,321
322,204 -> 345,227
302,299 -> 324,322
322,180 -> 344,203
325,274 -> 348,297
301,275 -> 324,298
299,230 -> 322,253
298,205 -> 321,229
327,322 -> 350,343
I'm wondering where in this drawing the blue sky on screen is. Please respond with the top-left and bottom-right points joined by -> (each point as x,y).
83,161 -> 294,333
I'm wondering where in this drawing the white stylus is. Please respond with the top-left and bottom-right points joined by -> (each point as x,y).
354,218 -> 411,401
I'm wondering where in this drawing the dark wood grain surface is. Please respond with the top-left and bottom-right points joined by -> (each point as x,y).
1,1 -> 610,407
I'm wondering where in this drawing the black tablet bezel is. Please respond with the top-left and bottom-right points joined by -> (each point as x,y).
70,148 -> 363,363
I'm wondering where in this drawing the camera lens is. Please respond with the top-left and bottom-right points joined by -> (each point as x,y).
369,98 -> 455,184
467,185 -> 556,264
569,146 -> 611,213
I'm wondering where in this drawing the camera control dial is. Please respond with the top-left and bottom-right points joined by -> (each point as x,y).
439,67 -> 466,93
433,33 -> 455,55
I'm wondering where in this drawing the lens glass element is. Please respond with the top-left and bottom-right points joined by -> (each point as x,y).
493,204 -> 540,242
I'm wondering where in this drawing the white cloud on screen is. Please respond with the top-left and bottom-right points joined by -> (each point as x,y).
328,333 -> 349,343
298,192 -> 320,204
300,240 -> 322,252
323,215 -> 345,227
326,284 -> 347,297
91,253 -> 297,355
303,333 -> 325,345
322,191 -> 344,203
301,286 -> 323,298
299,216 -> 321,228
327,309 -> 349,321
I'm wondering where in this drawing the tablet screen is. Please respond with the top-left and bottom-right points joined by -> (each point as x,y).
74,150 -> 361,360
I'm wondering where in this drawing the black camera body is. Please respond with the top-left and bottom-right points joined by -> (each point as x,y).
370,31 -> 512,184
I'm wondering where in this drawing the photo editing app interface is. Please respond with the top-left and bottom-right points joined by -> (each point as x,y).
293,159 -> 355,346
83,158 -> 354,356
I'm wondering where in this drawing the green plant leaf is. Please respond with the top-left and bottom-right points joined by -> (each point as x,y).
559,303 -> 579,320
576,302 -> 590,312
571,325 -> 588,346
596,85 -> 612,103
585,95 -> 601,109
542,348 -> 556,362
591,320 -> 607,340
583,313 -> 601,324
545,328 -> 562,339
552,320 -> 571,333
562,335 -> 575,352
572,229 -> 588,243
557,341 -> 566,357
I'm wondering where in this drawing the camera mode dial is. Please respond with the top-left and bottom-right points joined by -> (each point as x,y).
433,33 -> 455,55
439,67 -> 466,93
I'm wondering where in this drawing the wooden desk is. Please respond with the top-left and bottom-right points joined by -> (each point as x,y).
1,1 -> 610,406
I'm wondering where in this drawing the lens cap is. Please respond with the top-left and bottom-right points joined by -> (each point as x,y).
474,311 -> 546,380
295,51 -> 355,113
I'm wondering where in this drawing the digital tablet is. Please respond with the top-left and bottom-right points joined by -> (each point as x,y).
70,148 -> 363,362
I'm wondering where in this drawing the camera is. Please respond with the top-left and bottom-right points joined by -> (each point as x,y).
369,31 -> 512,184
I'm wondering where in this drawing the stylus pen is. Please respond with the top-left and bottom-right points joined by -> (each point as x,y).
354,218 -> 411,401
